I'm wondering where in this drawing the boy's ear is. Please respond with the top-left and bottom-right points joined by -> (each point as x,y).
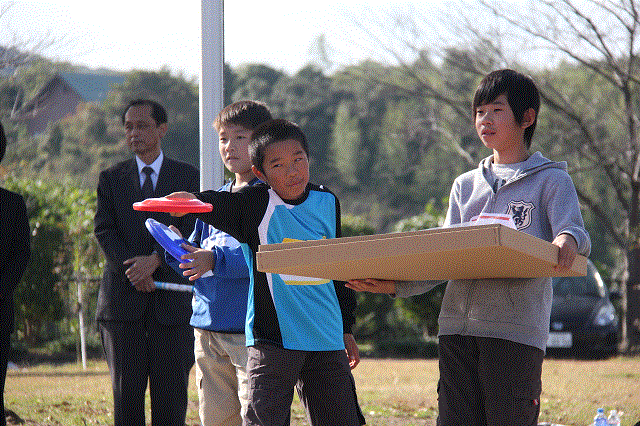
521,108 -> 536,129
251,165 -> 266,182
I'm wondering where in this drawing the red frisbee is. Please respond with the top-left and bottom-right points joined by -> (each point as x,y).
133,197 -> 213,213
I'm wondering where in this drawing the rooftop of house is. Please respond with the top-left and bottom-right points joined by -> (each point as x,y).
10,71 -> 126,121
57,71 -> 125,103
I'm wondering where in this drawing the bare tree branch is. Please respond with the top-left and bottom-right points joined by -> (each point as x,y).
576,186 -> 627,248
0,1 -> 85,71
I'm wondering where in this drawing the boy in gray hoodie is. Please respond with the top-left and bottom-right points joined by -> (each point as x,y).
348,69 -> 590,426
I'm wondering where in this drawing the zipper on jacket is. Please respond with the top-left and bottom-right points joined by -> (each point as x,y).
461,279 -> 476,333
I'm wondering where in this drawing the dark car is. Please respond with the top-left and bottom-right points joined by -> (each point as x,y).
546,260 -> 619,357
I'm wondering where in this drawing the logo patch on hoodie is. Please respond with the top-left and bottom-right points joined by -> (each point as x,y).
507,201 -> 535,230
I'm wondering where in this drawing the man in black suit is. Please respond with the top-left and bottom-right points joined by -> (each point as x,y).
0,123 -> 30,426
94,99 -> 198,426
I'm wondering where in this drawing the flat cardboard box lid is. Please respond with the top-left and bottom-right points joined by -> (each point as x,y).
256,224 -> 587,281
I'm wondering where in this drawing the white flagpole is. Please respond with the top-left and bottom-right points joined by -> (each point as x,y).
200,0 -> 225,191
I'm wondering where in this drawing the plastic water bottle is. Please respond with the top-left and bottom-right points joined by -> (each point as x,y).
607,409 -> 621,426
593,408 -> 607,426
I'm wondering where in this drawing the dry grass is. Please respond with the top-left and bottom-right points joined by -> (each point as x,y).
5,356 -> 640,426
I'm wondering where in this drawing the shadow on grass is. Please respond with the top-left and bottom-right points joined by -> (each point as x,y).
8,347 -> 105,368
362,339 -> 439,359
8,370 -> 109,377
544,348 -> 618,360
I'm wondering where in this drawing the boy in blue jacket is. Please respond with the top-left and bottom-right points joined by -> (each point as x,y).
167,101 -> 271,426
348,69 -> 590,426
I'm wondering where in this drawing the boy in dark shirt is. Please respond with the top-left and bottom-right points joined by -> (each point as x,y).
168,119 -> 364,426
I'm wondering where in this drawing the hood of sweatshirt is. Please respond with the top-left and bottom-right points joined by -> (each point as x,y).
480,151 -> 567,192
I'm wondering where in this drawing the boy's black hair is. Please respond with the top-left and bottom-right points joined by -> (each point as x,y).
249,119 -> 308,174
214,100 -> 272,132
121,99 -> 168,126
0,122 -> 6,163
473,69 -> 540,149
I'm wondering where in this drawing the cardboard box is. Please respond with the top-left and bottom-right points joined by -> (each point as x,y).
256,224 -> 587,281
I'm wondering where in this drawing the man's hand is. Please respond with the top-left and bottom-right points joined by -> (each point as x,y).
178,245 -> 214,281
131,276 -> 156,292
124,253 -> 160,291
552,233 -> 578,271
346,279 -> 396,294
344,333 -> 360,369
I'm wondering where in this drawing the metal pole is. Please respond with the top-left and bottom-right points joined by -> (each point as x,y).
77,280 -> 86,369
200,0 -> 225,191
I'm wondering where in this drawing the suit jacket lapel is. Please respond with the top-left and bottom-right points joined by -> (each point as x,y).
155,157 -> 171,196
125,159 -> 152,251
127,159 -> 144,199
149,157 -> 171,224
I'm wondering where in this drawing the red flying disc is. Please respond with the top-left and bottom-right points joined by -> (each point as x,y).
133,197 -> 213,213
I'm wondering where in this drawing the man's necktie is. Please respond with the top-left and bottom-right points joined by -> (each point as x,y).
141,166 -> 154,199
141,166 -> 155,253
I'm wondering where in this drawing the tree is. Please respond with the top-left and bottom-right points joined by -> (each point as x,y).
477,0 -> 640,352
270,66 -> 335,180
42,123 -> 63,156
1,2 -> 80,82
4,178 -> 67,343
4,177 -> 101,348
329,62 -> 456,229
0,2 -> 53,70
231,64 -> 284,102
331,101 -> 362,187
343,0 -> 640,352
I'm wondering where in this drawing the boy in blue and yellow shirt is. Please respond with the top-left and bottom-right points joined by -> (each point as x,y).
169,119 -> 364,426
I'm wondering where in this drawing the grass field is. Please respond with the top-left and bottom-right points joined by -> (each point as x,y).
5,356 -> 640,426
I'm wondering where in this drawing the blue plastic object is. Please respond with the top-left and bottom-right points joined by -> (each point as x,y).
145,218 -> 192,262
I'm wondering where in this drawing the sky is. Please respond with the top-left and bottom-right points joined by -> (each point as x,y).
0,0 -> 447,78
1,0 -> 612,81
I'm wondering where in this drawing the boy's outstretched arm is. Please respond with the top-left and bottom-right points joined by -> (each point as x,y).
552,233 -> 578,271
346,279 -> 397,294
166,191 -> 196,199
